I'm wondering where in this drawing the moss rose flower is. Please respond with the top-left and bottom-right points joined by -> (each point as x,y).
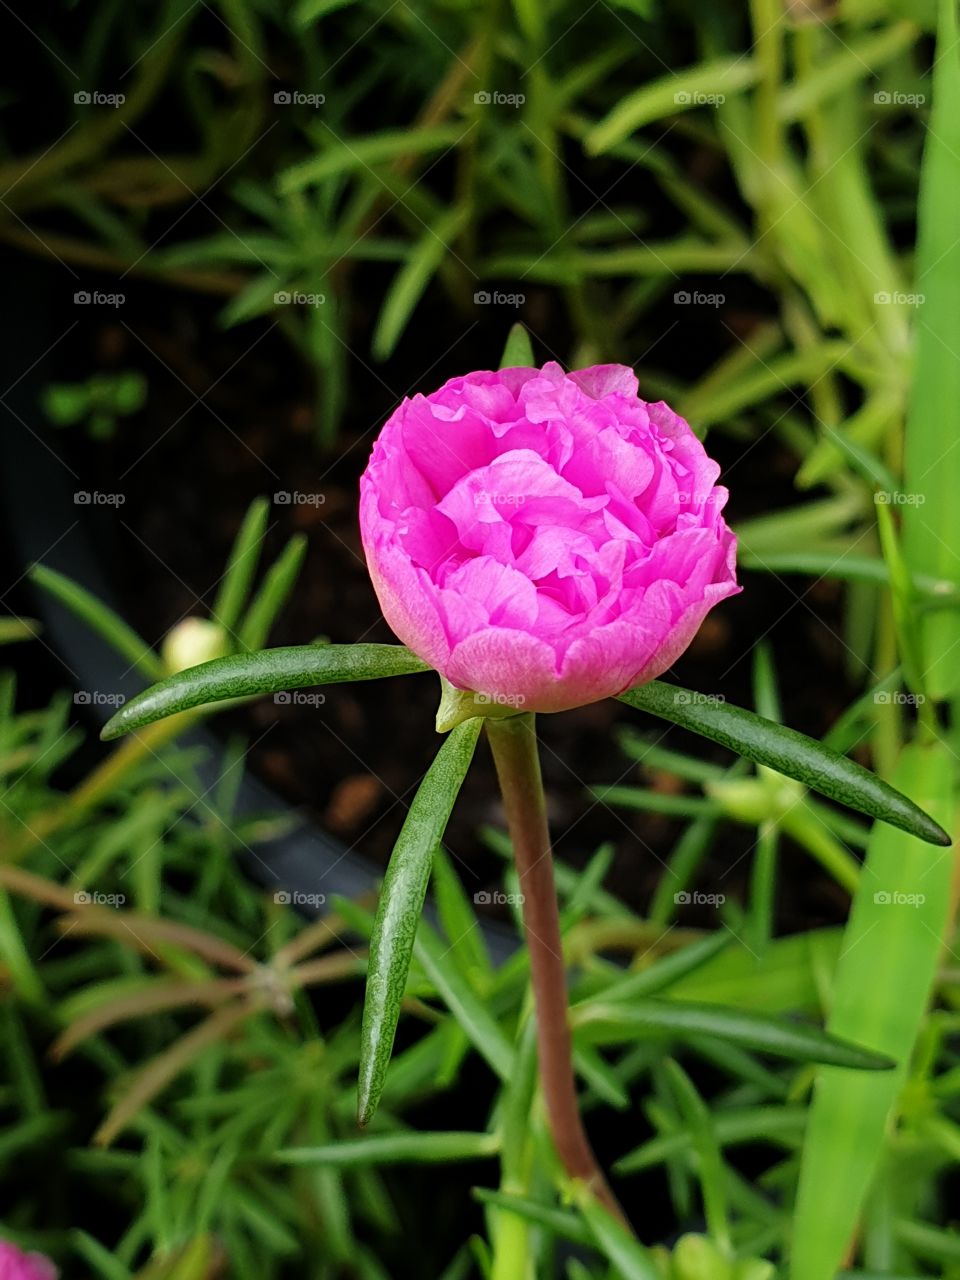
360,362 -> 738,714
0,1240 -> 57,1280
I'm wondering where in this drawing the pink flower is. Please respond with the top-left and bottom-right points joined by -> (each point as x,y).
0,1240 -> 57,1280
360,362 -> 739,714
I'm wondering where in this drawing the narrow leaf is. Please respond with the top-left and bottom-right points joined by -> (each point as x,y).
212,497 -> 269,639
619,681 -> 950,846
30,564 -> 163,680
358,719 -> 482,1125
275,1130 -> 498,1167
791,742 -> 955,1280
101,644 -> 429,740
575,999 -> 895,1071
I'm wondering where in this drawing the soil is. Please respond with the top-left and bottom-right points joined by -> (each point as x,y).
47,280 -> 861,938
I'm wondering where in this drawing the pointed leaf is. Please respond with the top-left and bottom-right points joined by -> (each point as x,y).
575,999 -> 895,1070
358,718 -> 482,1125
791,742 -> 955,1280
619,681 -> 950,846
101,644 -> 430,740
499,323 -> 534,369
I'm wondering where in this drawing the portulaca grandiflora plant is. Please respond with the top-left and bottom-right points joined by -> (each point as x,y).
102,326 -> 950,1232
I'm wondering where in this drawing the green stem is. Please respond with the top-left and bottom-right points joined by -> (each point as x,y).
485,714 -> 628,1229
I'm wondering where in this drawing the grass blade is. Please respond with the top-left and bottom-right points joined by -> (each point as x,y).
790,742 -> 955,1280
30,564 -> 163,681
901,0 -> 960,700
575,999 -> 895,1070
211,497 -> 269,639
358,718 -> 482,1125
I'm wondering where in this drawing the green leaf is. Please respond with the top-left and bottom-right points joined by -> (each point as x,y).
212,497 -> 269,640
275,1130 -> 498,1167
618,681 -> 950,847
586,57 -> 760,153
237,533 -> 308,651
901,0 -> 960,700
358,719 -> 482,1125
574,999 -> 896,1070
499,324 -> 534,369
30,564 -> 163,681
372,206 -> 467,360
570,1181 -> 661,1280
791,742 -> 956,1280
101,645 -> 430,740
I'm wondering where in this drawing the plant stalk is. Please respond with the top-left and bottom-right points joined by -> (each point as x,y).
485,713 -> 628,1229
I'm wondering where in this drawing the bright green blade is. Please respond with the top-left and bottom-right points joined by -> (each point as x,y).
790,741 -> 955,1280
901,0 -> 960,700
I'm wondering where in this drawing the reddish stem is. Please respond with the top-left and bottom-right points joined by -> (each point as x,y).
486,713 -> 629,1228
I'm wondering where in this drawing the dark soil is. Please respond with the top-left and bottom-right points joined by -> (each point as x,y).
47,281 -> 860,938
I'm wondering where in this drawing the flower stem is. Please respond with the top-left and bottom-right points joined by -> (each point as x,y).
485,713 -> 628,1229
